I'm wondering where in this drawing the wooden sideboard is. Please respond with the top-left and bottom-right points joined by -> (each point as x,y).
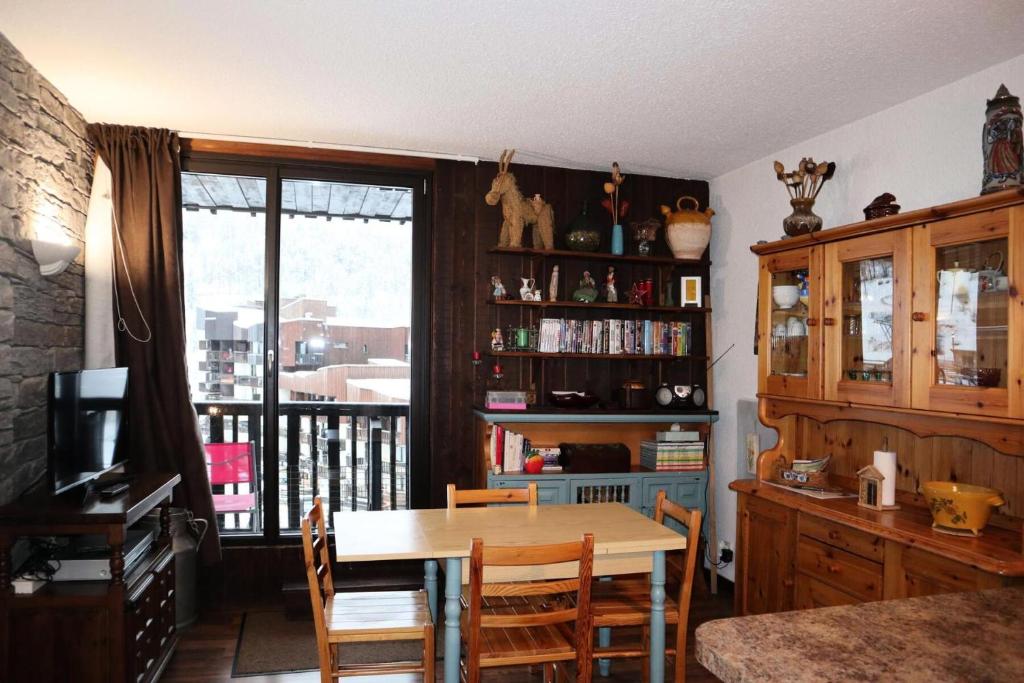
736,189 -> 1024,615
0,472 -> 181,683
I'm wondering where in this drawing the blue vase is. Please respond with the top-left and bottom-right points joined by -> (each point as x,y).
611,224 -> 624,255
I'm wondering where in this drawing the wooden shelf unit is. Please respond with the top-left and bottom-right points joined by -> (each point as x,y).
489,350 -> 706,361
488,246 -> 704,266
736,189 -> 1024,616
489,299 -> 710,314
0,472 -> 181,683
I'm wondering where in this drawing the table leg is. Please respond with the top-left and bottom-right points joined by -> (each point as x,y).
598,576 -> 612,676
444,557 -> 462,683
425,559 -> 439,624
649,550 -> 666,683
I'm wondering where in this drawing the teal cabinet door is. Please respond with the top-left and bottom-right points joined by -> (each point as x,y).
641,473 -> 706,529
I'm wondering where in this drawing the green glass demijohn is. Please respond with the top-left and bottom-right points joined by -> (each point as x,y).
563,200 -> 602,252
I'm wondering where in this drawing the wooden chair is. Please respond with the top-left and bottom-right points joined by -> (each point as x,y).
446,482 -> 538,509
461,534 -> 595,683
301,497 -> 434,682
589,490 -> 701,683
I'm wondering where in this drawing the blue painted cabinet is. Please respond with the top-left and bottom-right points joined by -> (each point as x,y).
488,470 -> 707,522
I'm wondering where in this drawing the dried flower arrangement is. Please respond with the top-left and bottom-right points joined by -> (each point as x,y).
601,162 -> 629,223
773,158 -> 836,200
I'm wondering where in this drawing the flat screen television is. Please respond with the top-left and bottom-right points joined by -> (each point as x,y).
47,367 -> 129,494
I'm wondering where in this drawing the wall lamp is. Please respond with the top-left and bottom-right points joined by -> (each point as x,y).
31,239 -> 81,276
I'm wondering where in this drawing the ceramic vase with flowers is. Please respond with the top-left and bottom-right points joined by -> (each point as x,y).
602,162 -> 629,255
774,158 -> 836,236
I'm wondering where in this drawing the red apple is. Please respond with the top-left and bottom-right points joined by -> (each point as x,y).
524,453 -> 544,474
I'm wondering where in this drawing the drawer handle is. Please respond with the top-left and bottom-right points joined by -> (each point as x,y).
806,318 -> 818,327
822,317 -> 836,326
912,311 -> 928,322
783,578 -> 794,587
827,564 -> 842,574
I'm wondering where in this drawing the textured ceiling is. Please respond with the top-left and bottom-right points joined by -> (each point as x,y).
3,1 -> 1023,178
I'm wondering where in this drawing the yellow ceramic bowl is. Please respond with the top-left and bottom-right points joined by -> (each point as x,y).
921,481 -> 1005,535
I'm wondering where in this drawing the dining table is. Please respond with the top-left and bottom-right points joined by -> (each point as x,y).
334,502 -> 686,683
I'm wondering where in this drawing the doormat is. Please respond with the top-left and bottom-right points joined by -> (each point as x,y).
232,609 -> 425,677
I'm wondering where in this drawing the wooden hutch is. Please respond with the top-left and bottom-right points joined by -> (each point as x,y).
734,188 -> 1024,615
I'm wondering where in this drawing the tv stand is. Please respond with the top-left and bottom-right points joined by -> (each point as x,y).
0,472 -> 181,683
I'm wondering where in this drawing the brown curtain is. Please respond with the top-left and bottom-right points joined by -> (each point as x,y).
87,124 -> 221,564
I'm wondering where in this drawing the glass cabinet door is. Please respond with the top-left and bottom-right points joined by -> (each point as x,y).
758,248 -> 821,399
824,230 -> 912,407
911,209 -> 1022,417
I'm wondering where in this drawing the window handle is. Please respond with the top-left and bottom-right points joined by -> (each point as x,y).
267,350 -> 275,373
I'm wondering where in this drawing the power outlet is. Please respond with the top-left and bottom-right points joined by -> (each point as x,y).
718,540 -> 733,565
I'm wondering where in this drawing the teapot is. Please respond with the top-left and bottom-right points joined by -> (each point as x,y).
519,277 -> 537,301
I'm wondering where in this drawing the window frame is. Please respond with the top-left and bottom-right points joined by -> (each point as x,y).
180,150 -> 433,545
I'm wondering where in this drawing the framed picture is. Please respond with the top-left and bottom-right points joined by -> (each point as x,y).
680,276 -> 702,306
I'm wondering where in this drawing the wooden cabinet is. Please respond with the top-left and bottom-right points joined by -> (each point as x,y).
823,228 -> 913,407
910,207 -> 1024,418
894,546 -> 1004,599
755,195 -> 1024,419
735,493 -> 796,615
758,247 -> 823,399
733,485 -> 1023,616
0,473 -> 181,683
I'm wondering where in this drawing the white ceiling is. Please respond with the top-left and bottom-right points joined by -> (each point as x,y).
3,1 -> 1023,178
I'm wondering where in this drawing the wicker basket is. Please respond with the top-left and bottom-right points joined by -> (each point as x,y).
772,462 -> 830,489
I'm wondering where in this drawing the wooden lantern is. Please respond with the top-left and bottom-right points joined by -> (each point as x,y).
857,464 -> 885,510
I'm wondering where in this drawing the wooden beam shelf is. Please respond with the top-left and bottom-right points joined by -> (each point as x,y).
490,351 -> 706,361
488,246 -> 705,266
488,300 -> 710,314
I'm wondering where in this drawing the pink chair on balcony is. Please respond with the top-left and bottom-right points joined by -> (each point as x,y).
204,442 -> 258,528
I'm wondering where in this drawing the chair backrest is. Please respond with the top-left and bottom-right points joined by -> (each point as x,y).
654,490 -> 702,630
301,497 -> 335,681
446,482 -> 538,509
465,534 -> 594,683
204,442 -> 255,486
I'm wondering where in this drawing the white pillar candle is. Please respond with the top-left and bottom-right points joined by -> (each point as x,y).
873,450 -> 898,507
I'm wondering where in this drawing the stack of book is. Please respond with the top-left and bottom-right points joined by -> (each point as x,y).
640,439 -> 706,471
536,318 -> 692,356
536,446 -> 562,473
488,425 -> 531,473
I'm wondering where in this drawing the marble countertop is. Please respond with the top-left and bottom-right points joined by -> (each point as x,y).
695,588 -> 1024,682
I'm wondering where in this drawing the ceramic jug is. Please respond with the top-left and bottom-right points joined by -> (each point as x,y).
519,277 -> 536,300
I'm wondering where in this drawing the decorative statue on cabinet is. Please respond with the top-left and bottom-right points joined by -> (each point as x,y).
982,84 -> 1023,194
485,149 -> 555,250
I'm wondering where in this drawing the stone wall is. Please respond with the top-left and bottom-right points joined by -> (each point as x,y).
0,33 -> 93,503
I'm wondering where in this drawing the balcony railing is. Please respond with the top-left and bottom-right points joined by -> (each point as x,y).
194,400 -> 410,535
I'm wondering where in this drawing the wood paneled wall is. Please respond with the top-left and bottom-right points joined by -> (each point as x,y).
797,417 -> 1024,518
429,160 -> 707,504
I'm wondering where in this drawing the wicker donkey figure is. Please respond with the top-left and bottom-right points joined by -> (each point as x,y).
485,149 -> 555,249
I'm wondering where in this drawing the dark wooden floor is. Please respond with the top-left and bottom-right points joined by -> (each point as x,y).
163,573 -> 732,682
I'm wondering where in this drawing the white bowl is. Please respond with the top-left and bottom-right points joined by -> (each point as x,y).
772,285 -> 800,309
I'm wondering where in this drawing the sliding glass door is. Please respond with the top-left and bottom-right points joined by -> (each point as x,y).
180,157 -> 430,541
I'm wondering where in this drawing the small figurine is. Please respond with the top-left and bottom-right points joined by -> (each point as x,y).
572,270 -> 598,303
629,282 -> 645,306
491,276 -> 506,299
490,328 -> 504,351
549,265 -> 559,302
662,276 -> 674,307
605,266 -> 618,303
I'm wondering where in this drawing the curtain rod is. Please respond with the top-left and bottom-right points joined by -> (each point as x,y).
176,130 -> 481,164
